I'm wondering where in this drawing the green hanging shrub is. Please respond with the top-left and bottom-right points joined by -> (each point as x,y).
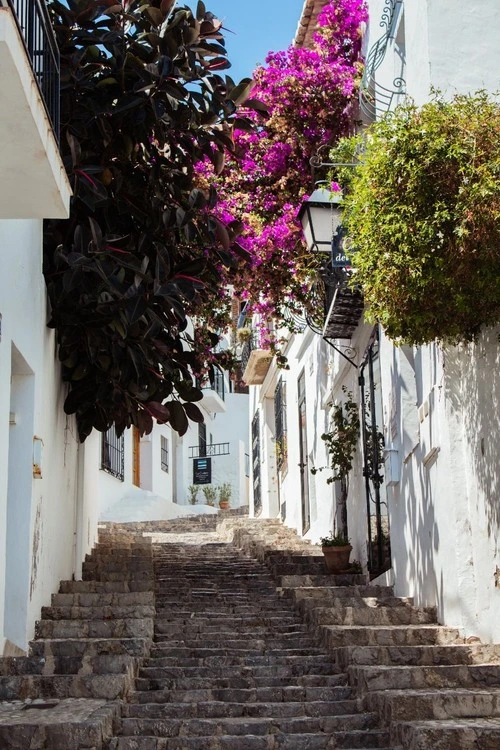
335,92 -> 500,344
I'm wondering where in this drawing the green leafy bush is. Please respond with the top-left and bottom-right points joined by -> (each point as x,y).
338,92 -> 500,344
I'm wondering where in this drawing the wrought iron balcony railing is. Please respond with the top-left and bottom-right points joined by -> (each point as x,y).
3,0 -> 60,138
321,265 -> 364,340
189,442 -> 230,459
359,0 -> 405,120
196,369 -> 225,401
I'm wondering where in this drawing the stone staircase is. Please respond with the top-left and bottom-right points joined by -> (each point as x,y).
1,514 -> 500,748
110,532 -> 392,749
0,528 -> 155,748
221,517 -> 500,749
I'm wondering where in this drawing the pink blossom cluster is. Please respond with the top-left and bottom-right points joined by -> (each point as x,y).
197,0 -> 367,343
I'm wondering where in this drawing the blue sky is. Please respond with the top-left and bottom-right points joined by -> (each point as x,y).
204,0 -> 306,83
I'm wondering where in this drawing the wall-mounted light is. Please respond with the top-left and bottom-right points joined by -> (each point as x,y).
298,188 -> 342,253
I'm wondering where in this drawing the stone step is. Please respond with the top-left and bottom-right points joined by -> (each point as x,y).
123,699 -> 356,717
2,653 -> 136,676
321,625 -> 462,650
41,604 -> 156,621
153,622 -> 309,637
366,687 -> 500,725
133,673 -> 347,690
35,618 -> 154,640
82,571 -> 154,582
394,717 -> 500,749
0,673 -> 132,700
144,653 -> 337,668
128,685 -> 352,704
52,591 -> 155,608
136,663 -> 341,680
59,580 -> 152,594
291,591 -> 412,607
0,698 -> 119,750
120,711 -> 379,736
111,729 -> 392,748
280,578 -> 386,591
350,663 -> 500,694
154,608 -> 297,619
334,643 -> 500,669
30,637 -> 150,659
305,606 -> 436,627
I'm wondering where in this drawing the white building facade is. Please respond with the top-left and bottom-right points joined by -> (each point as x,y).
0,0 -> 99,654
247,0 -> 500,643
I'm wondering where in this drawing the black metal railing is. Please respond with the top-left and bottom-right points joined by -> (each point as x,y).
4,0 -> 60,138
101,426 -> 124,481
359,0 -> 405,119
197,369 -> 225,401
189,442 -> 230,459
321,264 -> 364,340
240,332 -> 260,373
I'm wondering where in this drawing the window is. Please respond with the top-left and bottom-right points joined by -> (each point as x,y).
274,379 -> 287,471
101,426 -> 124,480
161,436 -> 169,473
199,422 -> 207,457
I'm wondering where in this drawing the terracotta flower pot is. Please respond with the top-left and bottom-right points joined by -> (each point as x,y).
219,500 -> 230,510
322,544 -> 352,573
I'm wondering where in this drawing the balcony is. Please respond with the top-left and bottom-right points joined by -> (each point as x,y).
196,369 -> 226,413
359,0 -> 406,120
189,442 -> 230,459
322,266 -> 364,340
241,333 -> 273,386
0,0 -> 70,218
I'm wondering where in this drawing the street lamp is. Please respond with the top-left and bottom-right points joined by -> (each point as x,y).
298,187 -> 342,253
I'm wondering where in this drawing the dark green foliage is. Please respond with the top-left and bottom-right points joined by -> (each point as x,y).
44,0 -> 254,440
338,92 -> 500,344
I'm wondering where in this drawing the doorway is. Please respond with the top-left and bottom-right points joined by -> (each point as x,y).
4,344 -> 35,652
298,370 -> 310,534
132,426 -> 141,487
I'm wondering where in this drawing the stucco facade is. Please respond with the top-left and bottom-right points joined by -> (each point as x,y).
248,0 -> 500,642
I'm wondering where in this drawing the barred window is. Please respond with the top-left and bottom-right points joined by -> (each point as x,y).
274,378 -> 287,471
161,436 -> 169,473
199,422 -> 207,457
101,426 -> 124,481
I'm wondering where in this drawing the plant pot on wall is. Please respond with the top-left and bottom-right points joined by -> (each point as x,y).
219,500 -> 230,510
322,544 -> 352,573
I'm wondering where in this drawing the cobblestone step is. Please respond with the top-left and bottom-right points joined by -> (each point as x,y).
111,731 -> 392,749
394,717 -> 500,749
366,687 -> 500,725
333,643 -> 500,669
52,591 -> 155,608
35,618 -> 154,640
305,606 -> 436,627
41,604 -> 155,620
320,624 -> 462,649
120,712 -> 380,736
0,673 -> 132,700
350,663 -> 500,693
0,698 -> 119,750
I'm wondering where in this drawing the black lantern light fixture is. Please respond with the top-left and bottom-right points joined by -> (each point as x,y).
298,187 -> 343,253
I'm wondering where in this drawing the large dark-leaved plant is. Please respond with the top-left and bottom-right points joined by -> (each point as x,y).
44,0 -> 256,441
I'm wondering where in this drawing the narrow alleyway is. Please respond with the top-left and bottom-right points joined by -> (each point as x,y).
1,515 -> 500,748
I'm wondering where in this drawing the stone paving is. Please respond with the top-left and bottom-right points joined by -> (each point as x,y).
1,513 -> 500,748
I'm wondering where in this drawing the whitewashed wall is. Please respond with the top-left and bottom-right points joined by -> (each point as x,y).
0,219 -> 97,653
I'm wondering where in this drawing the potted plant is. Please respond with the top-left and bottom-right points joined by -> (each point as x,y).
320,532 -> 352,573
311,387 -> 360,538
187,485 -> 199,505
218,482 -> 232,510
202,485 -> 217,507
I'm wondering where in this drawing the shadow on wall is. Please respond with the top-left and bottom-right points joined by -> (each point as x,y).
388,344 -> 441,614
443,326 -> 500,539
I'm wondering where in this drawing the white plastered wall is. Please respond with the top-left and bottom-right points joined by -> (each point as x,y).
0,219 -> 98,652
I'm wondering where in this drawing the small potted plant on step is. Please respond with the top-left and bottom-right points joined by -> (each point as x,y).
320,531 -> 352,573
202,485 -> 217,507
218,482 -> 232,510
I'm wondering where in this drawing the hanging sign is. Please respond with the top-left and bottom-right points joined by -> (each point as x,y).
193,457 -> 211,484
